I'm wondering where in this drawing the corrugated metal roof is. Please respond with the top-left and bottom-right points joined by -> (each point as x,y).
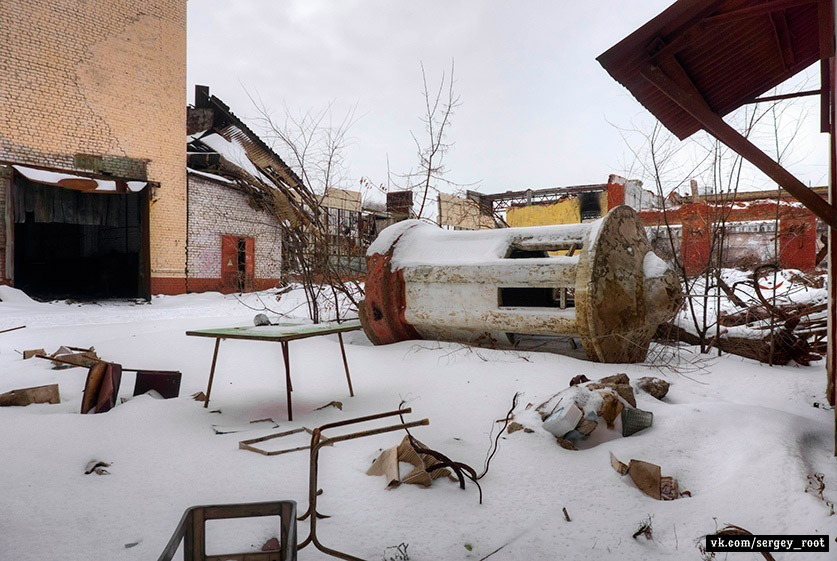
597,0 -> 824,140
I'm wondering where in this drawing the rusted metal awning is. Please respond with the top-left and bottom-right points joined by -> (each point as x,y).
597,0 -> 836,229
12,164 -> 147,193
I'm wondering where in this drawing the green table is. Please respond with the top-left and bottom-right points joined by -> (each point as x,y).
186,320 -> 361,421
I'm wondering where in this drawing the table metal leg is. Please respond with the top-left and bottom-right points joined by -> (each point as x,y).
203,338 -> 222,408
281,341 -> 293,421
337,332 -> 355,397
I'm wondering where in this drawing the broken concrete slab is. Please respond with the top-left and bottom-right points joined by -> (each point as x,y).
0,384 -> 60,406
636,377 -> 670,400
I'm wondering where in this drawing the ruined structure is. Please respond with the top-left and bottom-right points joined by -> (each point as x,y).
1,0 -> 186,298
186,86 -> 309,293
359,206 -> 682,363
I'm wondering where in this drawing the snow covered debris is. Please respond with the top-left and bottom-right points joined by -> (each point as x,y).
0,286 -> 835,559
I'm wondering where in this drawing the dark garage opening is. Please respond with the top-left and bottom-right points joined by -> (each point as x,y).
12,177 -> 148,300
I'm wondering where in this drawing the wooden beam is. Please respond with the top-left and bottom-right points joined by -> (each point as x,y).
645,0 -> 728,63
641,63 -> 837,229
746,89 -> 822,104
704,0 -> 818,26
769,11 -> 795,72
820,0 -> 834,133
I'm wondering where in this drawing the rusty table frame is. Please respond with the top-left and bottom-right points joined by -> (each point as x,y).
186,321 -> 361,421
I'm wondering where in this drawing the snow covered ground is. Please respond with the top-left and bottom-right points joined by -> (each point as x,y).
1,285 -> 835,560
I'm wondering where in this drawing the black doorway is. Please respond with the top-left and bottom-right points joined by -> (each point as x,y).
12,178 -> 148,300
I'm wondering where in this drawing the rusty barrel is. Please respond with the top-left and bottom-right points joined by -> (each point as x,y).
359,205 -> 681,363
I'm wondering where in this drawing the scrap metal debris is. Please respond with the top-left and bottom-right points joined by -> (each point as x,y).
80,362 -> 122,414
0,384 -> 60,407
84,460 -> 111,475
359,206 -> 681,363
610,453 -> 684,500
239,427 -> 317,456
314,400 -> 343,411
133,370 -> 182,399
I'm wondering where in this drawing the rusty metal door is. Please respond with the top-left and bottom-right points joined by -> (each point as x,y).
221,235 -> 238,293
221,235 -> 255,293
243,237 -> 255,292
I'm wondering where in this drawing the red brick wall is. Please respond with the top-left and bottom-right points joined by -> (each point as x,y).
639,201 -> 819,275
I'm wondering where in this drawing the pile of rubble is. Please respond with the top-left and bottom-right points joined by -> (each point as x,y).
517,373 -> 669,450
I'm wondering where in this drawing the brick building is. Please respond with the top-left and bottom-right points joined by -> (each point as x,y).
0,0 -> 186,298
185,86 -> 308,293
469,175 -> 823,275
640,188 -> 827,275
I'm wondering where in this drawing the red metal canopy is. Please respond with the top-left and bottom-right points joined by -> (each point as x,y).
598,0 -> 836,230
599,0 -> 823,140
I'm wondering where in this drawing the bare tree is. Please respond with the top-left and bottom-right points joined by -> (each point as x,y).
249,96 -> 363,323
618,91 -> 807,358
393,61 -> 464,221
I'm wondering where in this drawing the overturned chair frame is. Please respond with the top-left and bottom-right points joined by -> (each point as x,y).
157,501 -> 297,561
298,408 -> 429,561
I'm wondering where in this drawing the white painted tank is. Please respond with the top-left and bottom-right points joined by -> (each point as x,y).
359,206 -> 681,363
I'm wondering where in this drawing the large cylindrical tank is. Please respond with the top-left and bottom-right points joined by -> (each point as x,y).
359,206 -> 681,363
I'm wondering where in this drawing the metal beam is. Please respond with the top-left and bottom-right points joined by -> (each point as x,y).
641,63 -> 837,229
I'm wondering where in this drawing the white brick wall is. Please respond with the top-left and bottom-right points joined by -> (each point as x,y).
187,172 -> 282,280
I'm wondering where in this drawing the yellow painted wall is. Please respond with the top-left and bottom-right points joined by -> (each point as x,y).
506,192 -> 608,227
506,198 -> 579,227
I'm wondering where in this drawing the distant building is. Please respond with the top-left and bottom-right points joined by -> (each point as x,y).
466,175 -> 661,229
639,187 -> 827,275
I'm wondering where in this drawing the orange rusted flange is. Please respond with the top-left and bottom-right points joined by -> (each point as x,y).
358,249 -> 420,345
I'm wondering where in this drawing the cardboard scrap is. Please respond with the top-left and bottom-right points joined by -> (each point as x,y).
51,346 -> 100,368
367,436 -> 453,488
0,384 -> 60,407
610,453 -> 681,500
600,392 -> 624,428
22,349 -> 46,360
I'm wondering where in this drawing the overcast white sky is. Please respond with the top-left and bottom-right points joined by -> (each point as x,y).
187,1 -> 828,197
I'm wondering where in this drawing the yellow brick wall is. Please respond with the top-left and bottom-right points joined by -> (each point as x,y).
0,0 -> 187,285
